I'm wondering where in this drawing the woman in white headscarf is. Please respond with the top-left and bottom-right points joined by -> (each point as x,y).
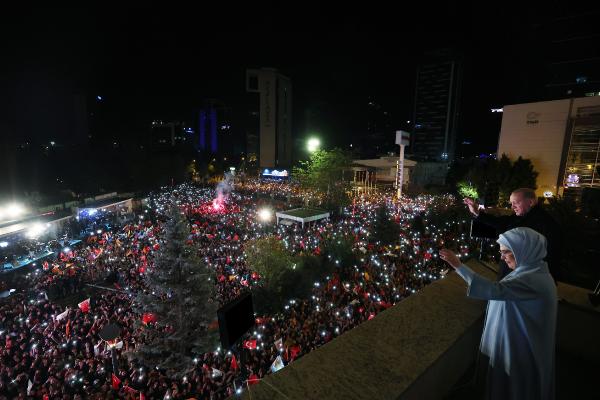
440,227 -> 557,400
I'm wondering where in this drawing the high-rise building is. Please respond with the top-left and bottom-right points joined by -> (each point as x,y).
150,120 -> 188,147
411,51 -> 462,161
362,97 -> 395,158
529,9 -> 600,101
246,68 -> 292,168
196,100 -> 232,155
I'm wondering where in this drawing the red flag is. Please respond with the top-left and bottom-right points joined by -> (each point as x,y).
233,234 -> 239,241
111,373 -> 121,390
140,393 -> 146,400
380,301 -> 392,309
243,340 -> 257,350
65,319 -> 71,338
78,298 -> 90,313
230,355 -> 239,370
43,395 -> 49,400
142,313 -> 156,325
289,345 -> 301,360
248,374 -> 260,385
124,385 -> 138,395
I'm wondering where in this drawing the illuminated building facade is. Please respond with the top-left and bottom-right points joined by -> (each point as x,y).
497,96 -> 600,199
246,68 -> 292,168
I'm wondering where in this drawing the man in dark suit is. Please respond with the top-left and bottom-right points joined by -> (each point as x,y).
465,188 -> 562,281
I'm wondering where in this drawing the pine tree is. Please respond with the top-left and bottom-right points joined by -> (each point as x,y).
130,204 -> 218,378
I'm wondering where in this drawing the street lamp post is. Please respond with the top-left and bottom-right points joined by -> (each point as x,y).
258,208 -> 273,234
307,137 -> 320,153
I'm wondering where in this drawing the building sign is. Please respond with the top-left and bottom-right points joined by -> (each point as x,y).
395,130 -> 410,146
526,112 -> 540,125
262,169 -> 289,177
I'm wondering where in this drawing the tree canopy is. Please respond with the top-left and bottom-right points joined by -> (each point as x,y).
448,154 -> 538,206
292,148 -> 352,210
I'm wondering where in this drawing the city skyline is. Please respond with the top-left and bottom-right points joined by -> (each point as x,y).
2,4 -> 600,196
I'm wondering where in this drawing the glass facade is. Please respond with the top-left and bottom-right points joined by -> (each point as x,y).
562,114 -> 600,190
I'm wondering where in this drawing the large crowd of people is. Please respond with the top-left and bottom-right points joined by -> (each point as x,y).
0,181 -> 476,399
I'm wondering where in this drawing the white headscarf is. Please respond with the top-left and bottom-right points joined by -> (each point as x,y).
496,227 -> 549,277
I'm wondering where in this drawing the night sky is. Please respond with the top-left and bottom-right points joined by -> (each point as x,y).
2,4 -> 599,157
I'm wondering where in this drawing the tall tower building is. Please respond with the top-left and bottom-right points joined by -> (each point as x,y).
246,68 -> 292,168
411,51 -> 462,161
196,100 -> 233,155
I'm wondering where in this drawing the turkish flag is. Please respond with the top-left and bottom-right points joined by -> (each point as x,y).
230,355 -> 239,370
111,373 -> 121,390
142,313 -> 157,325
124,385 -> 138,395
78,298 -> 90,313
243,340 -> 257,350
289,345 -> 301,360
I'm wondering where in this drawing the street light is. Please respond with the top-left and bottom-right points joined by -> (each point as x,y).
258,208 -> 272,222
307,137 -> 321,153
0,203 -> 26,221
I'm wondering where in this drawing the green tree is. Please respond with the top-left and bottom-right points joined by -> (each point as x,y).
246,236 -> 343,313
499,156 -> 538,203
244,236 -> 295,286
244,236 -> 296,313
130,204 -> 218,377
292,148 -> 352,210
322,233 -> 356,279
495,154 -> 512,206
457,180 -> 479,199
452,154 -> 538,207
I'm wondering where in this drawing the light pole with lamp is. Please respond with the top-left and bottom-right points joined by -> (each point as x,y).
257,208 -> 273,235
307,137 -> 320,153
